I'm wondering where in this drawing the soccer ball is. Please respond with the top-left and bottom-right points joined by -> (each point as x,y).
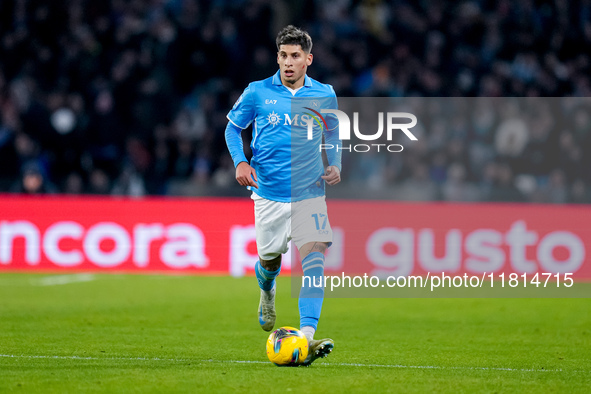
266,326 -> 309,366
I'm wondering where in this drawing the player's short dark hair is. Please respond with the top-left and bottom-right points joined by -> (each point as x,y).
276,25 -> 313,53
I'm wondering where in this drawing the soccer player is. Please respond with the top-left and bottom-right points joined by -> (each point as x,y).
225,25 -> 341,366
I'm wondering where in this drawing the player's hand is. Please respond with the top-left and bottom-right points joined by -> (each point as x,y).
235,162 -> 258,189
321,166 -> 341,186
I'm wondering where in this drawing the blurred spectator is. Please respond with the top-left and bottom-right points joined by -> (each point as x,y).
530,168 -> 569,204
486,162 -> 525,202
211,155 -> 236,187
570,179 -> 591,204
494,103 -> 529,159
397,162 -> 439,201
441,162 -> 481,202
10,161 -> 58,195
87,168 -> 112,195
171,138 -> 195,179
62,172 -> 85,194
111,166 -> 146,197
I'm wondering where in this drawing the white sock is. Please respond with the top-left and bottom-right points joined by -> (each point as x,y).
301,326 -> 316,342
262,285 -> 275,299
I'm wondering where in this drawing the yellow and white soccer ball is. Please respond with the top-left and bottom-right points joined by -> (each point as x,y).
266,326 -> 309,366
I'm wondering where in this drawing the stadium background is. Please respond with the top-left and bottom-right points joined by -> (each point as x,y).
1,2 -> 590,392
1,0 -> 590,203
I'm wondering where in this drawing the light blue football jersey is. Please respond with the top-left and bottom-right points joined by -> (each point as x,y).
227,70 -> 341,202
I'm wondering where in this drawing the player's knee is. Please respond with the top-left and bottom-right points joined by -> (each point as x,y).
313,243 -> 328,254
300,242 -> 328,259
260,255 -> 281,271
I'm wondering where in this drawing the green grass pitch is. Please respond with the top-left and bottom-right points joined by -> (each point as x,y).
1,273 -> 590,393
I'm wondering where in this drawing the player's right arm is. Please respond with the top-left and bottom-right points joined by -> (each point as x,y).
225,85 -> 258,189
225,120 -> 259,189
235,161 -> 258,189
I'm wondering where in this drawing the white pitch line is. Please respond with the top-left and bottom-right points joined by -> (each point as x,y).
0,354 -> 578,373
30,273 -> 96,286
0,354 -> 189,362
330,362 -> 567,373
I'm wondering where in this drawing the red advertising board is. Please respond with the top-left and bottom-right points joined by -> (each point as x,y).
0,196 -> 589,278
327,201 -> 591,279
0,196 -> 254,275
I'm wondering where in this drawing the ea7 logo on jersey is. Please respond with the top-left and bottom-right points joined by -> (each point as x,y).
265,99 -> 277,104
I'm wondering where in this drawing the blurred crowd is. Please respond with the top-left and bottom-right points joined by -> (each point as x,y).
0,0 -> 590,202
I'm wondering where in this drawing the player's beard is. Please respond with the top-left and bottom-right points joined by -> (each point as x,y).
283,70 -> 303,86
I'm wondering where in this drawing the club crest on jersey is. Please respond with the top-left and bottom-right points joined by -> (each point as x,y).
232,93 -> 244,110
267,111 -> 282,126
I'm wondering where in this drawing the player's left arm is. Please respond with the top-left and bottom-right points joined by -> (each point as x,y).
321,165 -> 340,185
322,91 -> 341,186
